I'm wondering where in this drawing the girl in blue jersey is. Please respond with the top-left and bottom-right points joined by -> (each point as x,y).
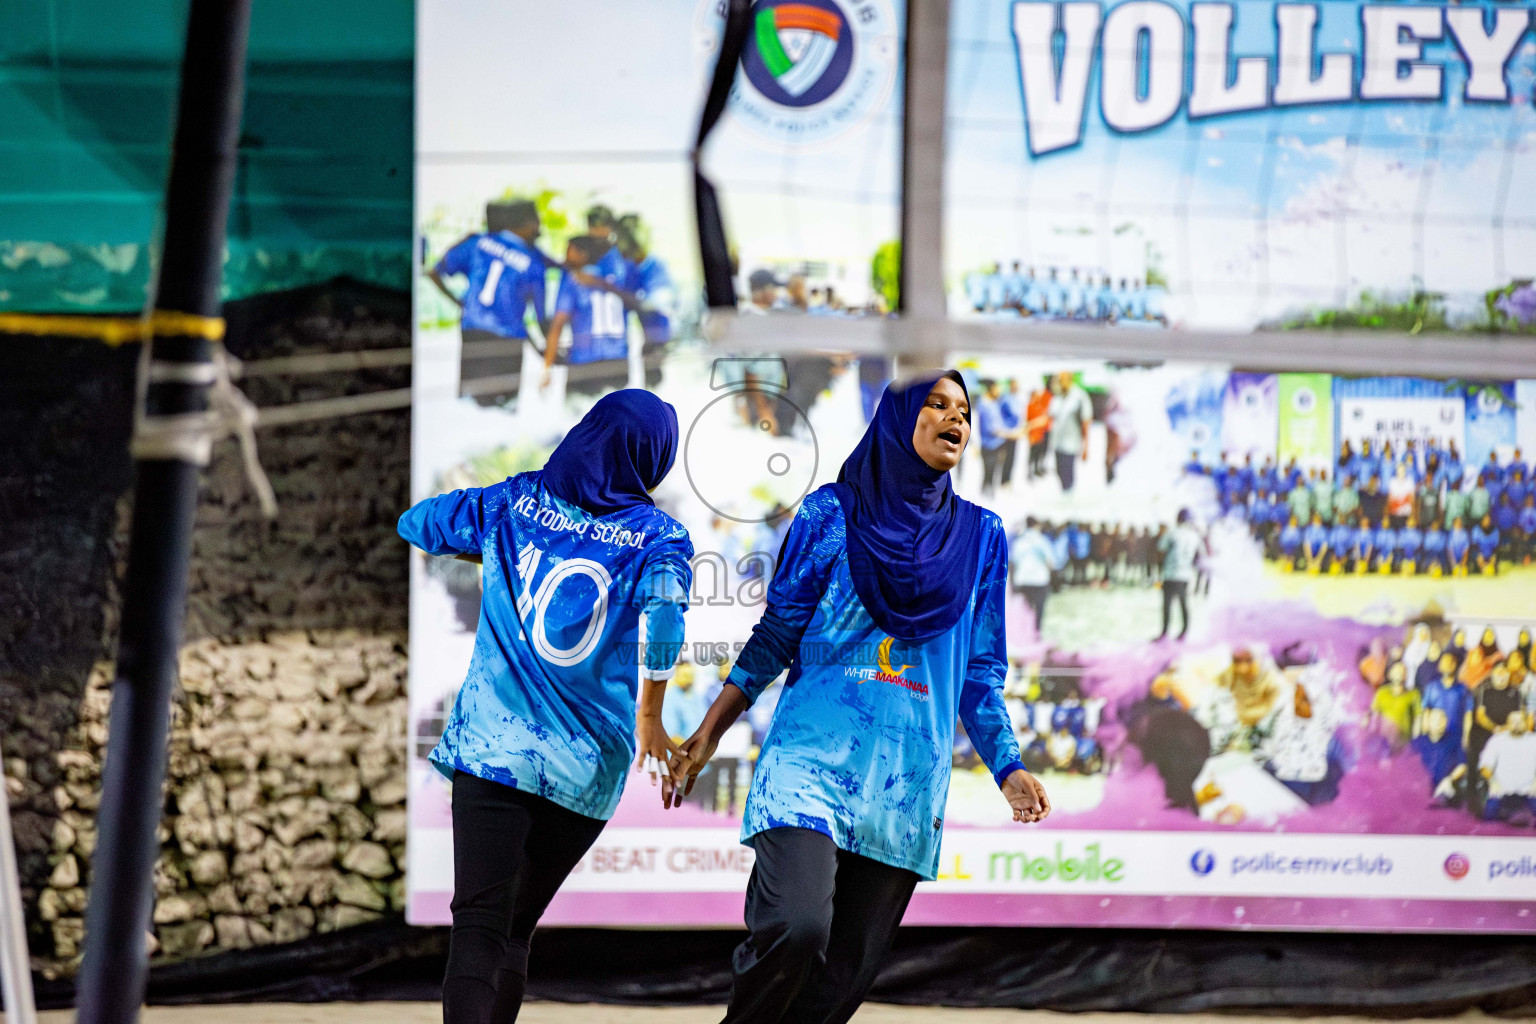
1473,512 -> 1501,574
1398,515 -> 1423,574
1373,516 -> 1398,574
669,372 -> 1049,1024
1449,515 -> 1472,576
1350,512 -> 1374,575
1278,514 -> 1302,568
398,390 -> 693,1024
1422,515 -> 1448,576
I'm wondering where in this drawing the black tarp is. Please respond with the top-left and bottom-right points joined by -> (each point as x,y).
27,919 -> 1536,1015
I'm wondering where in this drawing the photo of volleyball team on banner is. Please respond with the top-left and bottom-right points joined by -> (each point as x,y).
1189,443 -> 1536,577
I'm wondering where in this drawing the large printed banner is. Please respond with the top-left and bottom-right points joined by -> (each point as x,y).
412,0 -> 1536,934
947,0 -> 1536,334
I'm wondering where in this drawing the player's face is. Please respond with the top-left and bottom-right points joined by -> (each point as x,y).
913,377 -> 970,472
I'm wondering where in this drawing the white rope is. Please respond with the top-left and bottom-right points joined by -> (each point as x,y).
130,343 -> 278,519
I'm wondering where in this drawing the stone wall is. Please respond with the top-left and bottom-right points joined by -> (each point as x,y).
1,281 -> 415,972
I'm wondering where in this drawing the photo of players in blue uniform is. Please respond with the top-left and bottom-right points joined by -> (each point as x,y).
428,198 -> 677,406
1196,440 -> 1536,577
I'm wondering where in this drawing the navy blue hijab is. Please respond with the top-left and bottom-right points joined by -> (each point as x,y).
831,370 -> 984,642
542,390 -> 679,515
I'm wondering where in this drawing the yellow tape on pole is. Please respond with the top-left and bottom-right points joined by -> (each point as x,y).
0,310 -> 224,345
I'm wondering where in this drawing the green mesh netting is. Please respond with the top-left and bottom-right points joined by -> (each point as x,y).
0,0 -> 412,313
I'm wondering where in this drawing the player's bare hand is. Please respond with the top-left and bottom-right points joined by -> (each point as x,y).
1002,769 -> 1051,824
665,731 -> 718,808
635,714 -> 678,806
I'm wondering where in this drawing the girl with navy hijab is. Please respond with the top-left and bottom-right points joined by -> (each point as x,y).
398,389 -> 693,1024
670,371 -> 1050,1024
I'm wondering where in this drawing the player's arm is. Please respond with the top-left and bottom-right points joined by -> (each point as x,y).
539,269 -> 577,382
568,267 -> 644,311
397,485 -> 505,557
429,267 -> 463,308
1476,699 -> 1501,734
668,500 -> 836,793
960,529 -> 1048,823
527,265 -> 552,337
429,235 -> 475,307
637,552 -> 692,806
1079,403 -> 1092,461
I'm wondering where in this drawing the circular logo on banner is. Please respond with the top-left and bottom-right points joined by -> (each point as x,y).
695,0 -> 898,146
1291,386 -> 1316,415
1443,853 -> 1470,880
1189,849 -> 1216,876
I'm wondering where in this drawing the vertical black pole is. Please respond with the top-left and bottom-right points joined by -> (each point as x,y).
75,3 -> 251,1022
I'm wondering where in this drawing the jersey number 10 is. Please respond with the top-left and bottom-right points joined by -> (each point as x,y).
590,292 -> 626,339
515,542 -> 613,667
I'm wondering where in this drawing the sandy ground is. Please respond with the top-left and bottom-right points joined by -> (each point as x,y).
3,1007 -> 1490,1024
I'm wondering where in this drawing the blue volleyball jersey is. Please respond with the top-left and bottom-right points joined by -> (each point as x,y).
1279,524 -> 1301,553
399,473 -> 693,819
1421,677 -> 1473,727
1495,501 -> 1518,532
1303,523 -> 1328,554
1351,526 -> 1374,559
1474,525 -> 1500,556
555,264 -> 630,364
436,232 -> 549,338
627,255 -> 674,343
1069,526 -> 1092,559
1328,523 -> 1353,552
1422,528 -> 1447,557
1399,527 -> 1423,558
596,244 -> 630,283
1449,527 -> 1471,560
725,487 -> 1023,880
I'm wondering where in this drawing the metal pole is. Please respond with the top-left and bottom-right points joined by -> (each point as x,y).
0,738 -> 38,1024
75,2 -> 251,1022
897,0 -> 951,370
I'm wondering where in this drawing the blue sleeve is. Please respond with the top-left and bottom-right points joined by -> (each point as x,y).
639,531 -> 694,679
958,524 -> 1025,786
726,494 -> 839,704
436,236 -> 476,277
554,272 -> 579,315
397,484 -> 507,556
644,258 -> 673,294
